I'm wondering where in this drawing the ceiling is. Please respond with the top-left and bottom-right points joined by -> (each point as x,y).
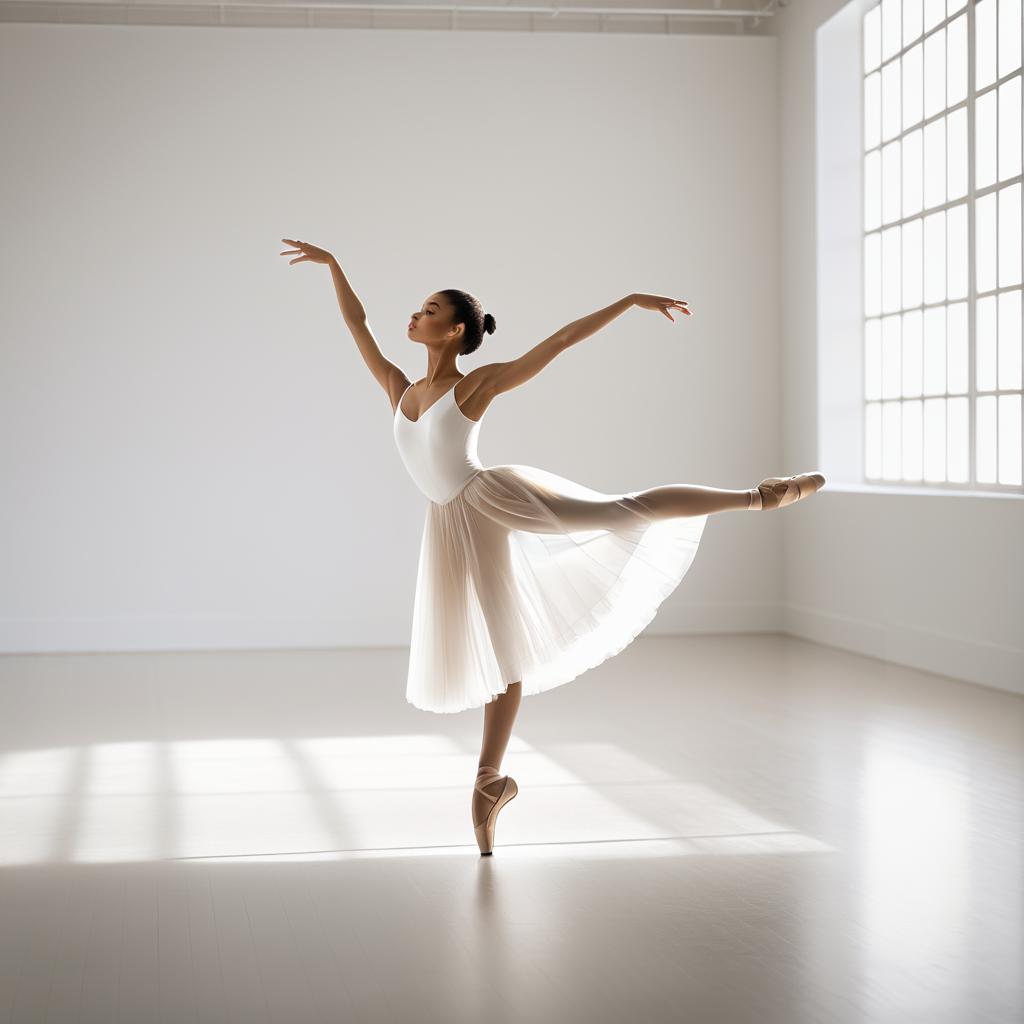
0,0 -> 782,35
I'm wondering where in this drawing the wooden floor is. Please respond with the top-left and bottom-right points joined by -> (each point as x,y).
0,633 -> 1020,1023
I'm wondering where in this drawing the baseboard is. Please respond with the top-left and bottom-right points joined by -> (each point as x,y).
780,602 -> 1024,697
2,603 -> 1019,699
0,602 -> 786,656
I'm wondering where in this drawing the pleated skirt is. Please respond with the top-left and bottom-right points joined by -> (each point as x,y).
405,463 -> 708,713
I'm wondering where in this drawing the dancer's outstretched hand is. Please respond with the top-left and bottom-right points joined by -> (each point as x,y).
633,293 -> 691,321
280,239 -> 334,265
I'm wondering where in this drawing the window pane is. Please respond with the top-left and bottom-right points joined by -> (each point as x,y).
903,309 -> 924,395
999,394 -> 1022,485
903,398 -> 924,479
882,139 -> 902,223
924,27 -> 946,120
903,216 -> 923,307
882,0 -> 902,62
923,116 -> 946,208
866,318 -> 882,399
903,41 -> 924,129
948,395 -> 969,481
924,0 -> 946,33
947,202 -> 968,299
923,211 -> 946,303
947,301 -> 968,393
882,314 -> 902,398
865,3 -> 882,73
977,395 -> 998,482
975,88 -> 997,189
976,0 -> 997,90
903,127 -> 924,215
923,396 -> 947,481
998,0 -> 1022,79
904,0 -> 923,48
883,224 -> 902,311
998,77 -> 1022,183
999,183 -> 1022,287
942,395 -> 966,483
865,150 -> 881,230
947,13 -> 967,107
998,288 -> 1023,390
946,0 -> 965,13
882,57 -> 903,142
977,294 -> 998,390
866,231 -> 882,316
923,304 -> 947,394
976,192 -> 997,293
883,399 -> 903,478
866,401 -> 882,477
865,71 -> 881,151
947,106 -> 968,199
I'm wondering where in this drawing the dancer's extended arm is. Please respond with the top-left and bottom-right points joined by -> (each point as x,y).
279,238 -> 407,399
483,292 -> 690,398
325,255 -> 406,396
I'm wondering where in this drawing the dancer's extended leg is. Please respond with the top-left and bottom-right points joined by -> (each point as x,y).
629,484 -> 753,518
629,471 -> 825,518
527,472 -> 828,529
496,483 -> 754,533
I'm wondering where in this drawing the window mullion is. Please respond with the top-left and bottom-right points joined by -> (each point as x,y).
967,0 -> 977,487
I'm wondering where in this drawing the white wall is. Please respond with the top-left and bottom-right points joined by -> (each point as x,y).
0,24 -> 782,653
776,0 -> 1024,694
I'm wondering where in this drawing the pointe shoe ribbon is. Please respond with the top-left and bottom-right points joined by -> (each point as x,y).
473,765 -> 518,856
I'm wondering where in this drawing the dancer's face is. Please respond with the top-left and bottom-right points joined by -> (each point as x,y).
408,294 -> 463,350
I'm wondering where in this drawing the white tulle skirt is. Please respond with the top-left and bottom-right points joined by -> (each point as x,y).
405,463 -> 708,714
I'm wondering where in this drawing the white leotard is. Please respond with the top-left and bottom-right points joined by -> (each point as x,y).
393,380 -> 484,504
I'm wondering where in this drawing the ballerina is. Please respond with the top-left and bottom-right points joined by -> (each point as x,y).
281,238 -> 825,854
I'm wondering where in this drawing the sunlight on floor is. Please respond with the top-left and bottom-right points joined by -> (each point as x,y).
859,721 -> 971,999
0,734 -> 835,865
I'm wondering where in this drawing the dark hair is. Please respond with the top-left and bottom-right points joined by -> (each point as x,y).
439,288 -> 497,356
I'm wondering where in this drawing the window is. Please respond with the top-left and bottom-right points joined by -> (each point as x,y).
862,0 -> 1022,491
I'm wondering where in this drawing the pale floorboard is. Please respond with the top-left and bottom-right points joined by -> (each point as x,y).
0,634 -> 1020,1023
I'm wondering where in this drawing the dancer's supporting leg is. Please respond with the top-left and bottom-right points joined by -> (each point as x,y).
475,682 -> 522,824
469,511 -> 526,824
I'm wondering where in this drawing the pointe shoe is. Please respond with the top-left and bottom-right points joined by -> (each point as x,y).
748,471 -> 826,510
473,764 -> 518,856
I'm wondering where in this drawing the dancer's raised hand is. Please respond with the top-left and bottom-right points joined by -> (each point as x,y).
633,293 -> 691,321
280,238 -> 334,265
